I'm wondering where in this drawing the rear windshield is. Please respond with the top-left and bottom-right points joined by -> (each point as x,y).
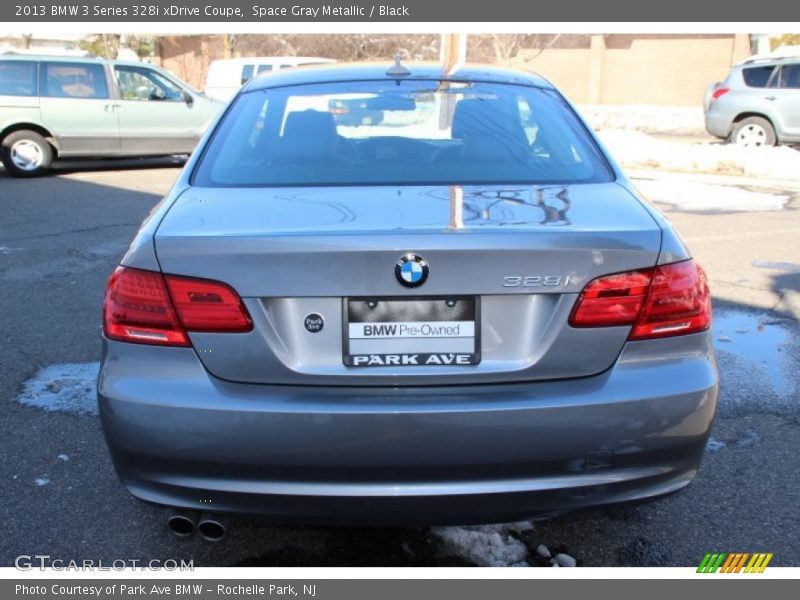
193,80 -> 613,187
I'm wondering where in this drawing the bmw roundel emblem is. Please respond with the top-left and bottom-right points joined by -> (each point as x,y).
395,253 -> 429,288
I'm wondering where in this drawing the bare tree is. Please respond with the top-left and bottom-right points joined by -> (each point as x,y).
223,34 -> 242,58
79,34 -> 121,58
469,34 -> 570,64
235,34 -> 439,62
770,33 -> 800,49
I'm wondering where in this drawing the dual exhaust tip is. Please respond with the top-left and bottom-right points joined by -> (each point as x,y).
167,510 -> 226,542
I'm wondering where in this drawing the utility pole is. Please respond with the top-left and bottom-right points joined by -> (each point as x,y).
441,35 -> 467,231
438,33 -> 468,129
440,33 -> 467,74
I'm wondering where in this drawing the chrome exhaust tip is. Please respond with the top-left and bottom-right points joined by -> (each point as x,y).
197,512 -> 226,542
166,509 -> 198,538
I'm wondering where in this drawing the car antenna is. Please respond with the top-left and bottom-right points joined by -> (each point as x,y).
386,54 -> 411,77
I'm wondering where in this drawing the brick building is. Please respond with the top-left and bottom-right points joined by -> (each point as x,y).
156,33 -> 752,106
512,34 -> 751,105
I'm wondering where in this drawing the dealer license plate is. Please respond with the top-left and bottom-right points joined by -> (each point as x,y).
343,297 -> 480,367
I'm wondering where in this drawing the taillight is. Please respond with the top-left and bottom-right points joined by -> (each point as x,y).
630,260 -> 711,340
164,274 -> 252,332
569,260 -> 711,340
568,270 -> 652,327
103,267 -> 252,346
103,267 -> 189,346
711,87 -> 730,102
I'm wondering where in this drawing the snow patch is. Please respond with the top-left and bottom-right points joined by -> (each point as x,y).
17,362 -> 100,417
633,179 -> 788,212
432,522 -> 533,567
752,260 -> 800,272
34,477 -> 50,486
553,552 -> 577,567
599,129 -> 800,180
579,104 -> 705,135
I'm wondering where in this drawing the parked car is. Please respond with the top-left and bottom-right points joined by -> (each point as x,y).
0,55 -> 223,177
704,55 -> 800,147
99,62 -> 717,534
204,56 -> 336,102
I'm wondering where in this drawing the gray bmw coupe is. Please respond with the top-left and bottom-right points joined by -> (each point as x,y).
98,62 -> 717,532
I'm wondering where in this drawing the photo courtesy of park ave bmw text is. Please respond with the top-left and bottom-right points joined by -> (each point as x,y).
0,0 -> 798,594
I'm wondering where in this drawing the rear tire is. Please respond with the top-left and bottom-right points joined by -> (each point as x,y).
0,130 -> 54,177
730,117 -> 776,148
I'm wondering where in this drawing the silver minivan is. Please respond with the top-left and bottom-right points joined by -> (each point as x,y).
0,55 -> 223,176
704,56 -> 800,147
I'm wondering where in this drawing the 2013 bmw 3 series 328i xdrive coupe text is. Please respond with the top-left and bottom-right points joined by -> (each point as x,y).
98,62 -> 718,529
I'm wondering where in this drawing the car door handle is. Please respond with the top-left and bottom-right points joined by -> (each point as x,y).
764,96 -> 777,101
104,103 -> 122,112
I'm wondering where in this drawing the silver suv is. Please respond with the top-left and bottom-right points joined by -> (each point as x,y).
704,56 -> 800,147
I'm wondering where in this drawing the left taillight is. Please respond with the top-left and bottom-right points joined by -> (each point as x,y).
103,267 -> 189,346
710,87 -> 730,102
103,267 -> 252,346
164,274 -> 253,333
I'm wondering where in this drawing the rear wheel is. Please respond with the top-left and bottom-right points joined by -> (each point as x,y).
731,116 -> 776,148
0,130 -> 54,177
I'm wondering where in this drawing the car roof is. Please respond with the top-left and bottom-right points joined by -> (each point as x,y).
0,54 -> 156,69
735,55 -> 800,68
211,57 -> 335,65
241,61 -> 554,92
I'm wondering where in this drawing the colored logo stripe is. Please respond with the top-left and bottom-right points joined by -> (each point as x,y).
697,553 -> 726,573
722,553 -> 750,573
745,553 -> 773,573
697,552 -> 773,573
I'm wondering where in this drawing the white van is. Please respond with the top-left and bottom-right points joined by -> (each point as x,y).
204,57 -> 336,101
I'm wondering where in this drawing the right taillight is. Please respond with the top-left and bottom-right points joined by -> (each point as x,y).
711,87 -> 730,102
630,260 -> 711,340
569,259 -> 711,340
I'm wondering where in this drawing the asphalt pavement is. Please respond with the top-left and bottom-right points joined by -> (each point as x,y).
1,158 -> 798,568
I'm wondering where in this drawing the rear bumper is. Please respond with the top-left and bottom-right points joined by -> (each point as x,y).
704,109 -> 733,139
98,333 -> 718,525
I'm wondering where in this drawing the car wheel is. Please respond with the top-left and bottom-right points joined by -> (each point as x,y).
731,117 -> 776,148
0,130 -> 54,177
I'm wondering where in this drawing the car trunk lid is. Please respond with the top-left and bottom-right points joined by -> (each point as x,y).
152,182 -> 662,385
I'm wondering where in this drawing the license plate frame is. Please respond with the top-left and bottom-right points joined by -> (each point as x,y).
343,296 -> 481,367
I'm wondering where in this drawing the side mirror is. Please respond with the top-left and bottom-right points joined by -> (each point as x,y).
182,90 -> 194,105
